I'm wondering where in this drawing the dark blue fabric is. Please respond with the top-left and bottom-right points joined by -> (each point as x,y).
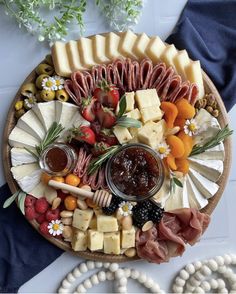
0,184 -> 63,293
166,0 -> 236,111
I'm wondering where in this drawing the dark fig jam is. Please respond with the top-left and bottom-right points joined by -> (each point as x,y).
45,147 -> 68,172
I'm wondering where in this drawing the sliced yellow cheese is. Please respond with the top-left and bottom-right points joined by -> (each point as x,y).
135,89 -> 160,109
88,230 -> 104,251
51,41 -> 71,77
173,49 -> 190,80
104,232 -> 120,255
140,105 -> 163,123
91,34 -> 110,64
185,60 -> 205,99
121,227 -> 135,249
125,92 -> 135,112
72,229 -> 88,251
118,30 -> 138,59
132,33 -> 150,60
145,36 -> 166,63
77,37 -> 96,68
66,40 -> 85,72
105,32 -> 122,60
161,44 -> 178,71
113,126 -> 132,144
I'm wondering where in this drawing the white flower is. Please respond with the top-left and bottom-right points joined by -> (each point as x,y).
53,75 -> 65,90
184,119 -> 200,136
48,219 -> 64,236
42,77 -> 56,91
118,201 -> 133,216
156,141 -> 170,159
24,95 -> 37,109
38,35 -> 45,42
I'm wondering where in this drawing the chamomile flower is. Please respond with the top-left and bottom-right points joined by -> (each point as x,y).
156,141 -> 170,159
184,119 -> 200,136
42,76 -> 56,91
24,95 -> 37,109
48,219 -> 64,236
53,75 -> 65,90
118,201 -> 133,217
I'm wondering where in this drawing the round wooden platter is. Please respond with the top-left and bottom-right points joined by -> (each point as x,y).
2,59 -> 232,262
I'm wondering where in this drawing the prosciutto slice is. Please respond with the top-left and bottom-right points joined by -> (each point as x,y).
139,58 -> 153,89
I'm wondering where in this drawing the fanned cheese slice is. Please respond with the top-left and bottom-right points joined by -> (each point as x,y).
91,35 -> 110,64
9,126 -> 39,148
186,175 -> 208,209
52,41 -> 71,77
145,36 -> 166,63
189,158 -> 223,182
44,185 -> 57,204
191,143 -> 225,161
17,109 -> 46,140
29,181 -> 46,199
105,32 -> 122,60
153,177 -> 170,205
11,163 -> 40,180
33,101 -> 56,131
118,30 -> 138,59
173,50 -> 190,80
11,147 -> 37,167
161,44 -> 178,71
132,33 -> 150,59
55,101 -> 78,129
185,60 -> 205,99
66,40 -> 85,72
77,37 -> 96,68
164,178 -> 186,211
189,168 -> 219,199
17,169 -> 42,193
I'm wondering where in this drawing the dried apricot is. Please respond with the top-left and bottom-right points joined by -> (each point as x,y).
41,172 -> 52,184
174,117 -> 186,129
175,99 -> 195,119
64,195 -> 77,211
177,131 -> 194,158
165,154 -> 177,171
176,158 -> 190,174
65,174 -> 80,186
52,176 -> 65,183
160,101 -> 178,128
166,135 -> 185,158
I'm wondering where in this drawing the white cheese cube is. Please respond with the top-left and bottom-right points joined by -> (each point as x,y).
72,229 -> 88,251
121,227 -> 135,249
89,216 -> 97,230
72,209 -> 93,231
161,44 -> 178,71
185,60 -> 205,99
97,215 -> 118,233
52,41 -> 71,77
66,40 -> 85,72
91,34 -> 110,64
126,108 -> 141,120
88,230 -> 104,251
132,33 -> 150,59
77,37 -> 96,68
118,30 -> 138,59
173,49 -> 190,80
104,232 -> 120,255
113,126 -> 132,144
105,32 -> 121,60
135,89 -> 160,109
125,92 -> 135,112
138,120 -> 165,149
140,106 -> 163,123
145,36 -> 166,63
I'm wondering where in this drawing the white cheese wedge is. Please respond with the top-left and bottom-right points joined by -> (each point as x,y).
135,89 -> 160,109
77,37 -> 96,68
161,44 -> 178,71
145,36 -> 166,63
118,30 -> 138,59
32,101 -> 56,131
164,178 -> 186,211
191,143 -> 225,161
186,175 -> 208,209
17,170 -> 42,193
140,105 -> 163,123
91,34 -> 110,64
189,168 -> 219,199
72,229 -> 88,251
153,177 -> 170,206
11,163 -> 40,180
29,181 -> 46,199
113,126 -> 132,144
88,230 -> 104,251
17,109 -> 46,140
132,33 -> 150,59
185,60 -> 205,99
55,101 -> 78,129
52,41 -> 71,77
9,126 -> 39,149
104,232 -> 120,255
189,158 -> 223,182
173,50 -> 190,80
66,40 -> 85,72
105,32 -> 122,60
11,147 -> 37,167
44,185 -> 57,204
125,92 -> 135,112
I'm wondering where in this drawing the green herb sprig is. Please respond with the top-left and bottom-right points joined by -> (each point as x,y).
3,190 -> 27,215
170,175 -> 183,194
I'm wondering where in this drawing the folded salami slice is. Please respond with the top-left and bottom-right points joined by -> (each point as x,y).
113,59 -> 126,92
83,71 -> 94,96
171,81 -> 190,102
156,66 -> 175,93
149,63 -> 167,89
124,58 -> 133,92
139,58 -> 153,89
165,75 -> 182,101
71,71 -> 90,99
187,83 -> 199,105
132,60 -> 140,90
64,79 -> 80,105
107,63 -> 117,86
73,148 -> 88,178
91,65 -> 100,86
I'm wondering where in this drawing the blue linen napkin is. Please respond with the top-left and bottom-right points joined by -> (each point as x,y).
0,184 -> 63,293
166,0 -> 236,111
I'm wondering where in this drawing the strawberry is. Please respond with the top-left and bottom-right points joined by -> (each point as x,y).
94,80 -> 119,109
98,128 -> 118,146
39,221 -> 51,236
74,126 -> 96,145
36,213 -> 46,224
90,121 -> 102,136
81,97 -> 96,122
45,208 -> 60,222
35,197 -> 49,214
91,142 -> 110,156
25,206 -> 38,220
25,195 -> 36,207
96,105 -> 116,128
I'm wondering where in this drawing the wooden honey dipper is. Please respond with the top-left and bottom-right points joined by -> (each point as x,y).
48,180 -> 112,207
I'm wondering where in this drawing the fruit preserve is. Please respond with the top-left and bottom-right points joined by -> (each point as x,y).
106,144 -> 164,201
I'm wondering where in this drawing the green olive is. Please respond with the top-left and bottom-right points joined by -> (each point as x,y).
45,54 -> 53,66
40,89 -> 55,101
15,108 -> 25,119
36,63 -> 54,75
21,83 -> 37,97
56,89 -> 69,102
36,74 -> 49,89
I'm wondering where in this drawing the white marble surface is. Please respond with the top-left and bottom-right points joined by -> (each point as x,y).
0,0 -> 235,292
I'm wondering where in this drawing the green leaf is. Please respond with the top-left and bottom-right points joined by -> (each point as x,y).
18,191 -> 27,215
116,116 -> 142,128
173,177 -> 183,188
117,95 -> 127,118
3,190 -> 20,208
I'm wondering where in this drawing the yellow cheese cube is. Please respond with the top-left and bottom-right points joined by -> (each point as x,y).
97,215 -> 118,232
140,106 -> 163,123
173,49 -> 190,80
88,230 -> 104,251
145,36 -> 166,63
126,108 -> 141,120
129,127 -> 139,138
121,227 -> 135,249
135,89 -> 160,109
77,37 -> 96,68
138,120 -> 165,149
185,60 -> 205,99
105,32 -> 121,60
91,34 -> 110,64
132,33 -> 150,60
118,30 -> 138,59
125,92 -> 135,112
72,209 -> 93,231
161,44 -> 178,71
104,232 -> 120,255
89,216 -> 97,230
113,126 -> 132,144
93,207 -> 103,216
71,229 -> 88,251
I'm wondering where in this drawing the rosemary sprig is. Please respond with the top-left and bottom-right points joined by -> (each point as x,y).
87,145 -> 120,175
190,125 -> 233,156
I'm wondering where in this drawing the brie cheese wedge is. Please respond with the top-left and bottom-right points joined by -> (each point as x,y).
11,163 -> 40,180
44,185 -> 57,204
186,175 -> 208,209
191,143 -> 225,161
55,101 -> 78,128
9,126 -> 39,148
17,169 -> 42,193
164,177 -> 186,211
11,147 -> 37,167
32,101 -> 56,131
29,181 -> 47,199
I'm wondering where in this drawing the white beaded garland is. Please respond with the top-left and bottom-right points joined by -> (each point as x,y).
98,271 -> 106,282
186,264 -> 195,274
91,274 -> 99,285
86,261 -> 95,270
79,263 -> 88,273
73,267 -> 81,278
109,263 -> 119,272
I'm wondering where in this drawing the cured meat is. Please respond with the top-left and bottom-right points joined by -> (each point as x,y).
170,80 -> 190,102
165,75 -> 182,101
107,63 -> 117,86
139,58 -> 153,89
124,58 -> 133,92
186,83 -> 199,105
91,64 -> 108,86
64,79 -> 80,105
148,63 -> 166,89
71,71 -> 90,99
83,71 -> 94,95
112,59 -> 126,92
131,60 -> 140,90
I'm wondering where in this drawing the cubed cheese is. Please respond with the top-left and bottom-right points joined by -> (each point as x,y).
113,126 -> 132,144
145,36 -> 166,63
88,230 -> 104,251
185,60 -> 205,99
135,89 -> 160,109
125,92 -> 135,112
132,33 -> 150,59
89,216 -> 97,230
72,209 -> 93,231
140,106 -> 163,123
104,232 -> 120,255
97,215 -> 118,233
121,227 -> 135,249
71,229 -> 88,251
138,120 -> 165,149
126,108 -> 141,120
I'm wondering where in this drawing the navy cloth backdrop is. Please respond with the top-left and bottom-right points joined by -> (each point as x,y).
1,0 -> 236,292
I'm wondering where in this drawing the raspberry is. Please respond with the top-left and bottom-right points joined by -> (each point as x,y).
45,208 -> 60,221
36,213 -> 46,224
35,197 -> 49,214
39,221 -> 50,236
25,206 -> 38,220
25,195 -> 36,207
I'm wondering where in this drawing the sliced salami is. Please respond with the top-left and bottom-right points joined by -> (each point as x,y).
107,63 -> 117,85
149,63 -> 166,89
187,83 -> 199,105
83,71 -> 94,96
71,71 -> 90,99
171,81 -> 190,102
132,60 -> 140,90
165,75 -> 182,101
139,58 -> 153,89
64,79 -> 80,105
113,59 -> 126,92
124,58 -> 133,92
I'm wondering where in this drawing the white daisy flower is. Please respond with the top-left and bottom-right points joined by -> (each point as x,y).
156,141 -> 170,159
53,75 -> 65,90
42,77 -> 56,91
118,201 -> 133,217
184,119 -> 200,136
48,219 -> 64,236
24,95 -> 37,109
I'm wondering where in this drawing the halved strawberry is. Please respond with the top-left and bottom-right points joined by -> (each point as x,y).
81,97 -> 96,122
91,142 -> 110,156
96,105 -> 116,128
98,128 -> 118,146
73,126 -> 96,145
94,80 -> 119,109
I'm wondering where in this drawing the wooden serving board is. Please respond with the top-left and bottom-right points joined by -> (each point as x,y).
2,58 -> 232,263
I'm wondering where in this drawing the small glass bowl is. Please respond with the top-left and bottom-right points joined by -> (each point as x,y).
105,143 -> 164,202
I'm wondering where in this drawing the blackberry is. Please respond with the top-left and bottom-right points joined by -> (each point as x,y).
141,200 -> 154,211
149,206 -> 164,223
132,206 -> 149,227
102,195 -> 122,215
